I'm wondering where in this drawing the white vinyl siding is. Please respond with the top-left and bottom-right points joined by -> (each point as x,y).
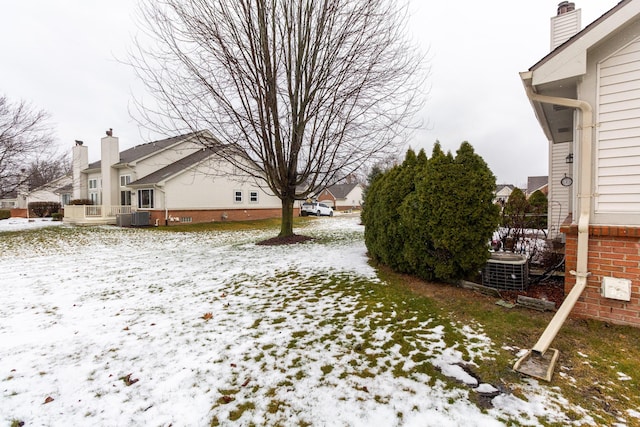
550,9 -> 581,50
596,37 -> 640,214
549,142 -> 571,238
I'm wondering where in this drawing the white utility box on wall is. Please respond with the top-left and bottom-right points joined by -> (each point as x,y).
601,277 -> 632,301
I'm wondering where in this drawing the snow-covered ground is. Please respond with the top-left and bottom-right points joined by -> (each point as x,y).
1,217 -> 593,426
0,217 -> 64,232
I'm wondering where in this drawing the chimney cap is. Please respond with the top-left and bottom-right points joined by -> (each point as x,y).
106,128 -> 113,137
75,140 -> 84,146
557,1 -> 576,15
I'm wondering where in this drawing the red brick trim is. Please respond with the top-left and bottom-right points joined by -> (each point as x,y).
146,208 -> 286,226
561,223 -> 640,327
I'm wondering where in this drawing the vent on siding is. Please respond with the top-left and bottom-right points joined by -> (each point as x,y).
482,253 -> 529,290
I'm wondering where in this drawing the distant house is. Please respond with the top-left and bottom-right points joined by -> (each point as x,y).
27,174 -> 73,208
64,130 -> 282,225
526,176 -> 548,197
317,182 -> 364,211
1,174 -> 72,215
494,184 -> 515,205
521,0 -> 640,327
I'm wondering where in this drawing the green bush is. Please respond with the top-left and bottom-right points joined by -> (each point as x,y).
0,210 -> 10,220
28,201 -> 61,218
363,149 -> 426,273
527,190 -> 548,230
364,142 -> 499,282
51,212 -> 63,221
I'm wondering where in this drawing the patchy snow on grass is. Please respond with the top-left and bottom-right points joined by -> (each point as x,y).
0,217 -> 63,232
1,216 -> 591,426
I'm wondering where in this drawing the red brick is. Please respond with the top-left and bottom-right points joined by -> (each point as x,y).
613,260 -> 639,267
599,252 -> 625,260
600,240 -> 626,248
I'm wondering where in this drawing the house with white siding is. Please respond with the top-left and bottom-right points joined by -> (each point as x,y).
64,130 -> 283,225
316,182 -> 364,211
521,0 -> 640,327
493,184 -> 515,205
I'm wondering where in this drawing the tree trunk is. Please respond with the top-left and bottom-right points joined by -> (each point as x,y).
279,197 -> 295,237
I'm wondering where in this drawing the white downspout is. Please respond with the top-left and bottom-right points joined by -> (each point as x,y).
154,185 -> 168,225
524,85 -> 593,356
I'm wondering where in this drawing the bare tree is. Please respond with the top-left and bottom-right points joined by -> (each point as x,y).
26,153 -> 71,190
0,95 -> 56,198
131,0 -> 426,237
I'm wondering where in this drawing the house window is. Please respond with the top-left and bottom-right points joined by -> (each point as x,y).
234,190 -> 243,203
120,190 -> 131,206
249,190 -> 259,203
180,217 -> 192,223
138,189 -> 154,208
61,194 -> 71,206
89,192 -> 99,204
89,178 -> 98,189
120,175 -> 131,187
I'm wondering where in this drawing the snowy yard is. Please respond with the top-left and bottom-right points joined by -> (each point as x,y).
1,217 -> 594,426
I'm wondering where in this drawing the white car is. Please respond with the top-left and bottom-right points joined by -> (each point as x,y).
300,202 -> 333,217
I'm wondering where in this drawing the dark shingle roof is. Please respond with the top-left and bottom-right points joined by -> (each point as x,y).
495,184 -> 515,193
527,176 -> 548,194
87,132 -> 201,170
128,147 -> 218,186
326,183 -> 360,199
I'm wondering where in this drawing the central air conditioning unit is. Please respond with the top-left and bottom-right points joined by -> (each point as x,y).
131,211 -> 150,227
482,253 -> 529,291
116,213 -> 132,227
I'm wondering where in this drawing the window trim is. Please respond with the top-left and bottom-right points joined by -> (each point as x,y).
234,190 -> 243,203
138,188 -> 155,209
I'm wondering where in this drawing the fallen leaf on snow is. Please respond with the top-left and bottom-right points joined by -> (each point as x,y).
120,373 -> 139,386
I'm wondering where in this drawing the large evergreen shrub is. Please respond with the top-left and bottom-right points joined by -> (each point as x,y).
400,142 -> 499,281
365,142 -> 499,282
363,149 -> 424,272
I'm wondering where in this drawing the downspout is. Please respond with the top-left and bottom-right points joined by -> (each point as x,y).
153,185 -> 168,226
524,84 -> 593,356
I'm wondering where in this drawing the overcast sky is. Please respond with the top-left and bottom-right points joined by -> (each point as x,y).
1,0 -> 621,187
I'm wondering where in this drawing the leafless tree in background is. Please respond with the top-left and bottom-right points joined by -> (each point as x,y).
131,0 -> 426,237
0,95 -> 57,199
26,153 -> 71,190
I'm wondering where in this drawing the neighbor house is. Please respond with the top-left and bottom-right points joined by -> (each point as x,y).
1,173 -> 72,216
522,0 -> 640,327
316,182 -> 364,211
494,184 -> 515,205
525,176 -> 549,198
65,130 -> 282,225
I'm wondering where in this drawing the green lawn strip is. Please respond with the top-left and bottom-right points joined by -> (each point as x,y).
375,265 -> 640,425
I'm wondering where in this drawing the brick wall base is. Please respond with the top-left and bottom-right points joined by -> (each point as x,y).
146,208 -> 288,226
10,208 -> 28,218
561,222 -> 640,327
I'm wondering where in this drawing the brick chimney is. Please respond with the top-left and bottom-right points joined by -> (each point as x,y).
550,1 -> 581,50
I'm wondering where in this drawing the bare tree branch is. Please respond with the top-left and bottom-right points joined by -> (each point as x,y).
0,95 -> 57,199
129,0 -> 427,236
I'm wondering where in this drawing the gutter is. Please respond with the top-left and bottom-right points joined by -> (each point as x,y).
521,77 -> 593,356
